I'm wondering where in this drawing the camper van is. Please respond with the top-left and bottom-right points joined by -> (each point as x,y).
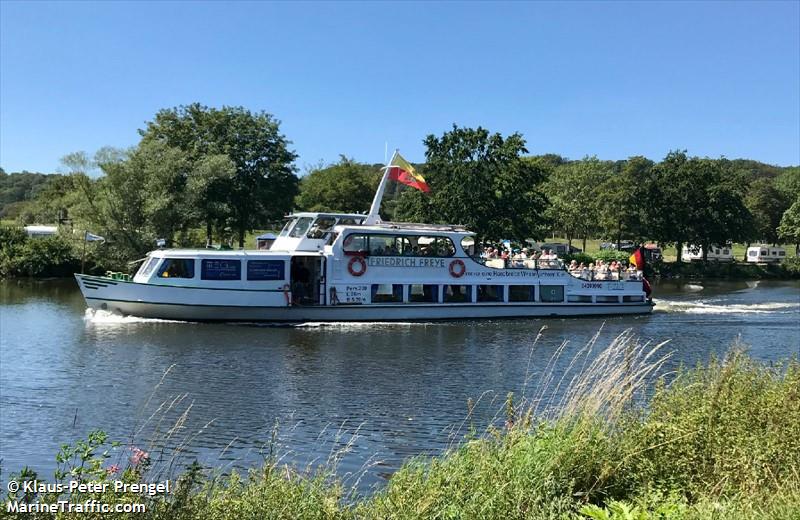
746,245 -> 786,264
681,245 -> 734,263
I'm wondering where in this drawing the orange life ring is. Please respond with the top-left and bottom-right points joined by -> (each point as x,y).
449,259 -> 466,278
348,256 -> 367,277
283,284 -> 291,306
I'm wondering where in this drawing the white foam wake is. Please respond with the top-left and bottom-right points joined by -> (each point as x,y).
83,308 -> 186,324
654,300 -> 800,315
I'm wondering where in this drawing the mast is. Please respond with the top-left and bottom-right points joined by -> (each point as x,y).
364,149 -> 397,225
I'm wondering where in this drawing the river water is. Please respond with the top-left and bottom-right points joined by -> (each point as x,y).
1,279 -> 798,490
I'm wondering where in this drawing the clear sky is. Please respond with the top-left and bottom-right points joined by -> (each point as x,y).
1,1 -> 798,174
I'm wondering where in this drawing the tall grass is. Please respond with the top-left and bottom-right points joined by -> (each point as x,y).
4,331 -> 799,519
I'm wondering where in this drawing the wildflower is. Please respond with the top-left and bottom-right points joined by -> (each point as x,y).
107,464 -> 120,475
131,447 -> 149,466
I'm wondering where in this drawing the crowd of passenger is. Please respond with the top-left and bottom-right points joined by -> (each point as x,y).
480,246 -> 643,280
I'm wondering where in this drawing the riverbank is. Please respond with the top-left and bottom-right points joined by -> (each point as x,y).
654,257 -> 800,280
5,339 -> 799,519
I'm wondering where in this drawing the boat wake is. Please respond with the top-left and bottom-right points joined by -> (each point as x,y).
83,309 -> 187,325
655,300 -> 800,315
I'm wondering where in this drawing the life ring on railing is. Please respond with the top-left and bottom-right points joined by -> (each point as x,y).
449,259 -> 466,278
282,284 -> 291,306
348,256 -> 367,277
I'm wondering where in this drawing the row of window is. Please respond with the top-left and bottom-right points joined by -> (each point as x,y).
142,258 -> 286,281
748,250 -> 786,257
343,234 -> 457,257
367,284 -> 642,304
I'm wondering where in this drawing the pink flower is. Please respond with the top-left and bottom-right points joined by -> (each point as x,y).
130,447 -> 149,465
107,464 -> 121,475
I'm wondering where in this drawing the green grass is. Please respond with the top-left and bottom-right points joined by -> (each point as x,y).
4,334 -> 799,519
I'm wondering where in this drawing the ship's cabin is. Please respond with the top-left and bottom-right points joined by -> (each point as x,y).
270,212 -> 367,252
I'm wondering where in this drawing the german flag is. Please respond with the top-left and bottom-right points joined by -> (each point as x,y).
387,152 -> 430,192
629,247 -> 645,271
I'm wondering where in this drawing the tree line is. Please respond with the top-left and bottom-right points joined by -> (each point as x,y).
1,107 -> 798,266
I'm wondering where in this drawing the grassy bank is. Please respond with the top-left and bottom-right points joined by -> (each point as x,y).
4,335 -> 799,519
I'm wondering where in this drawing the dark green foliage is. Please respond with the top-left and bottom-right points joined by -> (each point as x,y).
295,156 -> 381,213
395,125 -> 549,242
0,228 -> 80,277
139,103 -> 299,247
0,170 -> 57,215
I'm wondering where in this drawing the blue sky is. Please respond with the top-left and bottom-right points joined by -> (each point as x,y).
1,1 -> 798,174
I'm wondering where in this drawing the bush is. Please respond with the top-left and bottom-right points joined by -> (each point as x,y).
563,252 -> 595,265
593,249 -> 631,263
0,225 -> 83,278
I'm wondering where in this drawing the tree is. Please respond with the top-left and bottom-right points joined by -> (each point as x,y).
597,156 -> 654,247
395,125 -> 548,242
186,155 -> 236,246
745,177 -> 788,244
778,197 -> 800,254
139,103 -> 299,247
544,157 -> 610,249
294,156 -> 380,213
647,152 -> 752,262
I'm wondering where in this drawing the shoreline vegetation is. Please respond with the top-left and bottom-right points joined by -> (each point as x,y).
1,224 -> 798,281
4,333 -> 799,519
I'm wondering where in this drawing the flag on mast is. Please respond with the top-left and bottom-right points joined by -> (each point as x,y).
387,152 -> 430,192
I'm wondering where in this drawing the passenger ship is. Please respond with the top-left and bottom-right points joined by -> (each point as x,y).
75,154 -> 654,322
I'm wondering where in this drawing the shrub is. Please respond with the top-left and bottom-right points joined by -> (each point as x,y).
593,250 -> 631,263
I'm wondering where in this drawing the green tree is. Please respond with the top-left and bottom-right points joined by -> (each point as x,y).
647,152 -> 752,262
139,103 -> 299,247
294,156 -> 380,213
544,157 -> 610,250
597,156 -> 654,248
395,125 -> 548,242
778,197 -> 800,254
745,177 -> 788,244
186,154 -> 237,247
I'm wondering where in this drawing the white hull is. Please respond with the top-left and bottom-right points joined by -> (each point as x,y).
76,275 -> 653,322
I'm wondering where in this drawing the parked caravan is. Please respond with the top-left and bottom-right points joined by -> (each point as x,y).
681,245 -> 734,263
746,245 -> 786,263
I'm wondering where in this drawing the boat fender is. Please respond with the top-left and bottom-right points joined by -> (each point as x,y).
348,256 -> 367,277
283,284 -> 291,306
449,259 -> 466,278
330,286 -> 341,305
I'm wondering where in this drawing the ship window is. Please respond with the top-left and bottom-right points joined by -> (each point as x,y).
596,295 -> 619,303
444,285 -> 471,303
749,250 -> 757,257
408,284 -> 438,303
509,285 -> 535,302
279,218 -> 296,237
539,285 -> 564,303
413,236 -> 456,257
372,284 -> 403,303
307,217 -> 337,239
343,234 -> 369,254
568,295 -> 592,303
288,217 -> 314,238
761,250 -> 768,255
201,259 -> 241,280
779,251 -> 786,256
623,295 -> 644,302
369,235 -> 411,256
139,256 -> 160,277
477,285 -> 503,302
158,258 -> 195,279
247,260 -> 285,281
338,217 -> 364,226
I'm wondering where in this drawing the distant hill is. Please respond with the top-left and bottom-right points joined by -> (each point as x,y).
0,169 -> 59,218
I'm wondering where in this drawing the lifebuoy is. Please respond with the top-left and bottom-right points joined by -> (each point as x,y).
449,259 -> 466,278
283,284 -> 291,306
348,256 -> 367,277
